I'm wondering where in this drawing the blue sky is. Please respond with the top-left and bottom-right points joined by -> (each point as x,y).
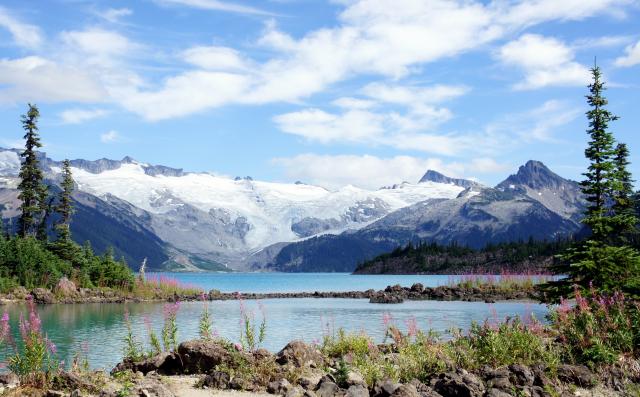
0,0 -> 639,189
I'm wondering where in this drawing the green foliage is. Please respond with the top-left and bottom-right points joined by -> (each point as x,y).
356,238 -> 571,274
550,290 -> 640,366
199,300 -> 214,340
4,301 -> 59,388
239,301 -> 266,352
161,302 -> 180,352
52,159 -> 75,259
547,65 -> 640,301
17,104 -> 48,239
463,317 -> 559,369
122,310 -> 144,362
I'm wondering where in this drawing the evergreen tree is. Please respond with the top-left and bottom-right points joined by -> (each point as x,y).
580,66 -> 618,242
610,143 -> 637,244
17,104 -> 49,239
53,159 -> 76,259
543,66 -> 640,301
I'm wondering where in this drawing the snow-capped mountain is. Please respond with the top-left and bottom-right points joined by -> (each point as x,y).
0,148 -> 470,270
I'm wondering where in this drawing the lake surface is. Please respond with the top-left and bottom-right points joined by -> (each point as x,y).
0,274 -> 549,370
147,272 -> 488,293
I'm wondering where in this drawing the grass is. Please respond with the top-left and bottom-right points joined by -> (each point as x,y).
448,270 -> 556,291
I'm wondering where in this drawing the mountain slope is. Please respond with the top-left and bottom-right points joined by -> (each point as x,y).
255,162 -> 584,272
0,147 -> 467,270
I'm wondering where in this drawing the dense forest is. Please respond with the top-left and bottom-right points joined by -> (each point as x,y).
0,104 -> 134,292
353,238 -> 572,274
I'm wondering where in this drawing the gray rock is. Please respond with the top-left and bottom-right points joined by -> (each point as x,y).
557,364 -> 596,388
433,370 -> 485,397
316,379 -> 340,397
203,371 -> 230,389
485,388 -> 512,397
32,288 -> 56,304
0,373 -> 19,388
177,340 -> 232,374
346,385 -> 369,397
277,340 -> 324,368
286,386 -> 306,397
391,384 -> 420,397
346,371 -> 367,388
299,373 -> 323,390
509,364 -> 534,387
269,379 -> 292,394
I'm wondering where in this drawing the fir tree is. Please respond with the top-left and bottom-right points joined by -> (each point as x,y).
543,66 -> 640,301
53,159 -> 76,259
580,66 -> 618,242
17,104 -> 48,239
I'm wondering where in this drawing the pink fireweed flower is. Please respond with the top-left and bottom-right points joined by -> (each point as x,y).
405,316 -> 418,338
234,343 -> 243,351
46,338 -> 57,354
163,301 -> 180,320
124,308 -> 130,323
382,312 -> 394,329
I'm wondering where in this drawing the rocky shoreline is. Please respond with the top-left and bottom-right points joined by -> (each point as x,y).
2,338 -> 632,397
0,283 -> 537,305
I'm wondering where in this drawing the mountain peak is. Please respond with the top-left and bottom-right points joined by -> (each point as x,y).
498,160 -> 568,190
419,170 -> 478,189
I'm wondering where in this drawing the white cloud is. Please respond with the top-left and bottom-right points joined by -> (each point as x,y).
119,71 -> 250,121
272,154 -> 462,190
0,0 -> 629,120
332,97 -> 376,110
60,28 -> 138,59
498,34 -> 591,90
0,56 -> 106,104
155,0 -> 274,16
98,8 -> 133,23
486,100 -> 580,143
614,40 -> 640,67
100,130 -> 120,143
272,153 -> 509,190
182,46 -> 249,71
362,82 -> 469,106
59,108 -> 109,124
0,6 -> 42,48
500,0 -> 631,28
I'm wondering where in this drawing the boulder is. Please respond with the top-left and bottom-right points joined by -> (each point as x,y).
32,288 -> 56,304
391,384 -> 420,397
557,364 -> 596,388
483,367 -> 511,391
177,340 -> 231,374
112,353 -> 181,375
268,379 -> 292,394
345,370 -> 367,388
508,364 -> 534,387
374,379 -> 401,397
286,386 -> 306,397
433,370 -> 485,397
346,385 -> 369,397
369,293 -> 404,304
277,340 -> 324,368
315,378 -> 340,397
55,277 -> 77,297
202,371 -> 230,389
298,372 -> 324,390
485,388 -> 512,397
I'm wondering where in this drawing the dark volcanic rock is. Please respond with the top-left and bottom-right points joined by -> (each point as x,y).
557,364 -> 596,388
433,370 -> 485,397
276,340 -> 324,368
177,340 -> 232,374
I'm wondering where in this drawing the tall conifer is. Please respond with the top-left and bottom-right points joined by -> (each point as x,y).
53,159 -> 76,259
17,104 -> 48,238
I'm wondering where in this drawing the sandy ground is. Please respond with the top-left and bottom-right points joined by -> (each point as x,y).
164,375 -> 273,397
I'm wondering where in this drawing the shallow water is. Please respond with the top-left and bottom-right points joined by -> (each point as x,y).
0,297 -> 547,370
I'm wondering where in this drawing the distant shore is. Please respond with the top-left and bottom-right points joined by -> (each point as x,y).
0,282 -> 538,305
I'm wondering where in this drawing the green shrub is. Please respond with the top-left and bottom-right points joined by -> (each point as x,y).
550,289 -> 640,366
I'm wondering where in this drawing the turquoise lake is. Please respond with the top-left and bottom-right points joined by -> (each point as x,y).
0,273 -> 549,370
